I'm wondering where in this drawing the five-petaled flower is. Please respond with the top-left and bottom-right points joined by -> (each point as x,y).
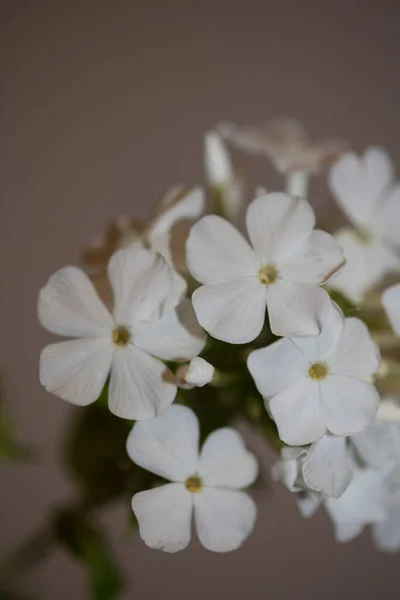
127,404 -> 258,553
248,302 -> 381,445
38,248 -> 205,420
186,192 -> 344,343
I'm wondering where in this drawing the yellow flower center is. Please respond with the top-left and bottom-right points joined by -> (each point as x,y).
258,264 -> 278,284
112,325 -> 131,346
309,362 -> 328,380
185,475 -> 203,493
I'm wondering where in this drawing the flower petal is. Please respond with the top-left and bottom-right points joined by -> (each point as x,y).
279,230 -> 344,285
329,318 -> 381,377
247,339 -> 309,397
328,228 -> 399,303
194,488 -> 256,552
291,301 -> 344,362
198,428 -> 258,489
109,344 -> 176,420
186,215 -> 259,285
328,147 -> 393,228
132,484 -> 192,553
380,184 -> 400,248
39,338 -> 113,405
148,188 -> 205,239
108,248 -> 173,326
266,280 -> 330,337
302,435 -> 352,498
192,278 -> 267,344
126,404 -> 199,480
268,378 -> 327,445
382,283 -> 400,336
321,375 -> 379,436
325,467 -> 387,542
204,132 -> 233,186
133,299 -> 206,362
373,506 -> 400,553
38,266 -> 113,337
246,194 -> 315,263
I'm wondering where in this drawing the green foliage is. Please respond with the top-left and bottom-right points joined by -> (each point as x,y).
54,510 -> 123,600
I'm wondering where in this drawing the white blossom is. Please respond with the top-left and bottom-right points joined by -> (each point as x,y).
272,435 -> 352,498
38,248 -> 205,419
175,357 -> 214,389
186,193 -> 344,343
127,405 -> 258,553
328,148 -> 400,303
248,302 -> 381,445
85,186 -> 205,302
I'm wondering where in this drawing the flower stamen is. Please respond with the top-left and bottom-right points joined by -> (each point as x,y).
258,264 -> 278,284
309,362 -> 328,380
112,325 -> 131,346
185,475 -> 203,493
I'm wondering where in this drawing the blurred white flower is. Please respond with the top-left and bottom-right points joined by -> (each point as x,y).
272,435 -> 352,498
328,148 -> 400,303
175,357 -> 214,389
324,464 -> 387,543
187,193 -> 344,343
84,186 -> 205,302
248,302 -> 381,445
38,248 -> 205,419
219,118 -> 348,198
204,131 -> 245,224
127,405 -> 258,553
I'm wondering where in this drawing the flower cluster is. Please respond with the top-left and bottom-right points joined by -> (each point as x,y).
37,119 -> 400,554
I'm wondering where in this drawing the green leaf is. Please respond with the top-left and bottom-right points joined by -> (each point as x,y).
54,510 -> 123,600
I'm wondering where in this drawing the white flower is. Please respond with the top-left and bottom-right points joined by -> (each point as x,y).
248,302 -> 381,445
382,283 -> 400,336
324,464 -> 387,543
175,357 -> 214,389
219,119 -> 347,174
38,248 -> 206,419
127,405 -> 258,553
204,131 -> 245,224
350,405 -> 400,552
84,186 -> 205,302
272,435 -> 352,498
186,193 -> 344,343
328,148 -> 400,303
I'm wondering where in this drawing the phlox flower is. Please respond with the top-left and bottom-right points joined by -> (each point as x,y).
38,248 -> 205,419
328,147 -> 400,303
187,192 -> 344,343
248,302 -> 381,445
127,405 -> 258,553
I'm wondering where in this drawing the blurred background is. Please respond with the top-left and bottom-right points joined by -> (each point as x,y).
1,1 -> 400,598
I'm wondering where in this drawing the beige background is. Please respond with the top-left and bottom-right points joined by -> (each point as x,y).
1,1 -> 400,598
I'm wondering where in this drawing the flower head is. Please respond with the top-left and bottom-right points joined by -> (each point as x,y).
38,248 -> 205,419
328,147 -> 400,303
127,405 -> 258,553
186,192 -> 344,343
248,302 -> 381,445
